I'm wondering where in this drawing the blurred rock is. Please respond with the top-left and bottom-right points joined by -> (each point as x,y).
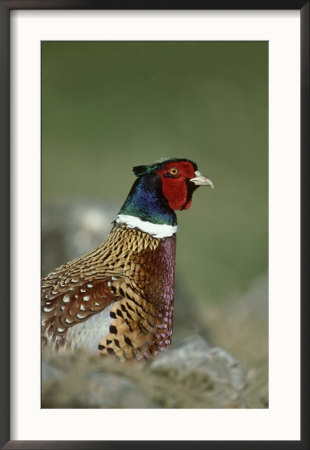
150,335 -> 248,408
42,349 -> 158,408
42,200 -> 118,277
42,335 -> 248,409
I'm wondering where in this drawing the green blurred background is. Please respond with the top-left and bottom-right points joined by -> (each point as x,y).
42,41 -> 268,304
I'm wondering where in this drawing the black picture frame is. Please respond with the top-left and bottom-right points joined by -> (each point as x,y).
0,1 -> 309,449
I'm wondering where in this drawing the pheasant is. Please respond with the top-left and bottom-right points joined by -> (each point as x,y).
42,158 -> 213,361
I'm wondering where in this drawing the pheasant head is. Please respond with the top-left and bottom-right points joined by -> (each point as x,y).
117,158 -> 214,237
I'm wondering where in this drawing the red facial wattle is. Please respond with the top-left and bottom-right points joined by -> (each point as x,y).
157,161 -> 196,211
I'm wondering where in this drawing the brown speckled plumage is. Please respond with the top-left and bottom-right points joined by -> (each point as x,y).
42,224 -> 176,360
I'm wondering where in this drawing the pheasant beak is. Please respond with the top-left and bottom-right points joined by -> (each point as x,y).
190,171 -> 214,188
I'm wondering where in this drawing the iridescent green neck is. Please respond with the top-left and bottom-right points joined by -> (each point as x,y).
119,173 -> 177,226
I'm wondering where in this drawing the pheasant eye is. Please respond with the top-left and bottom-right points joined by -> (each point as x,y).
169,167 -> 178,176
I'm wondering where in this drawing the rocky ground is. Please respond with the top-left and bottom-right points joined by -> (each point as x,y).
42,335 -> 248,409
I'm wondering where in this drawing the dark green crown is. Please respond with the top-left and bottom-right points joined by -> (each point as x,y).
133,157 -> 197,178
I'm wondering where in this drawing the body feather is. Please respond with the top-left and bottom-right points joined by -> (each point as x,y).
42,224 -> 176,359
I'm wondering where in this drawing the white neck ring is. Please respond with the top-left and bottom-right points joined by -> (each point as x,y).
116,214 -> 177,239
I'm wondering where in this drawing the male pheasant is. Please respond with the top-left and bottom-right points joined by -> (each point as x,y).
42,158 -> 213,361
